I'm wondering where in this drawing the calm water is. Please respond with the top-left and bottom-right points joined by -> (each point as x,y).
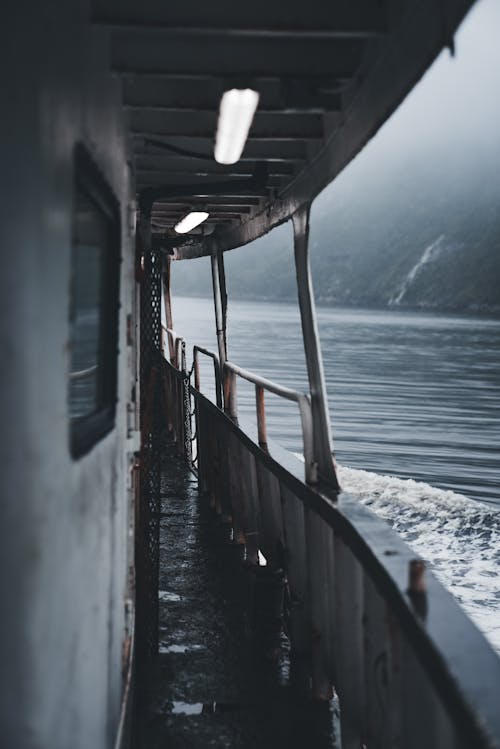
173,296 -> 500,505
171,296 -> 500,650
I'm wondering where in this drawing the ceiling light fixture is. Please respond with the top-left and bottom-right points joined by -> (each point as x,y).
174,211 -> 209,234
214,88 -> 260,165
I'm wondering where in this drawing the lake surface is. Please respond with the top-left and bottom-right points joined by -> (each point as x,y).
171,296 -> 500,651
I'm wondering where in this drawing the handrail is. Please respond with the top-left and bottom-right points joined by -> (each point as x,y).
69,363 -> 98,380
193,346 -> 223,409
224,359 -> 316,484
161,325 -> 185,370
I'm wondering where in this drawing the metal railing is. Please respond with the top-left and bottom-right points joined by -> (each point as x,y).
223,360 -> 316,484
188,344 -> 316,483
193,345 -> 223,409
160,328 -> 500,749
160,327 -> 192,462
162,325 -> 185,369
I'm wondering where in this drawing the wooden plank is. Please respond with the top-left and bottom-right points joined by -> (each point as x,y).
255,462 -> 284,569
400,637 -> 461,749
305,509 -> 334,700
237,441 -> 261,566
281,485 -> 309,658
363,574 -> 393,746
226,431 -> 246,545
333,536 -> 365,748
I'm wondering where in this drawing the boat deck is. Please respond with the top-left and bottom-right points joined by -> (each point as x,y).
135,443 -> 340,748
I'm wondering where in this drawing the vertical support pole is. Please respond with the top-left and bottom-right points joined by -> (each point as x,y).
219,245 -> 228,356
211,240 -> 229,408
292,205 -> 339,489
162,255 -> 174,363
211,244 -> 227,369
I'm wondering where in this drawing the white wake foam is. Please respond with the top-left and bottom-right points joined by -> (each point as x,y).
337,465 -> 500,654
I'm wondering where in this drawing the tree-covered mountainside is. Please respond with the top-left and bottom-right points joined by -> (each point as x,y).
171,143 -> 500,314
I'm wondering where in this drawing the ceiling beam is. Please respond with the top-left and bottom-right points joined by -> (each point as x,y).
152,207 -> 251,214
135,155 -> 295,177
136,172 -> 285,188
132,136 -> 311,162
129,109 -> 326,140
153,214 -> 243,222
153,197 -> 262,208
110,32 -> 364,77
93,0 -> 385,36
122,76 -> 342,113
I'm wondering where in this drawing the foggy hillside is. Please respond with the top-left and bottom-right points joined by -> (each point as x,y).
172,147 -> 500,312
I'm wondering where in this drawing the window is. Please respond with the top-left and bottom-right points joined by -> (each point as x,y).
68,144 -> 120,457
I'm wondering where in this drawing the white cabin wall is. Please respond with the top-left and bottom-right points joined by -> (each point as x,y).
0,3 -> 138,748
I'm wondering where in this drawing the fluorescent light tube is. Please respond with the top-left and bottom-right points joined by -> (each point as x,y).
174,211 -> 209,234
214,88 -> 259,165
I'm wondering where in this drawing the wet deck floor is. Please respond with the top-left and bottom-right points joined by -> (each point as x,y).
136,444 -> 340,748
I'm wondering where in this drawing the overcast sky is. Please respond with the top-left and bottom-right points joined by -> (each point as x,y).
345,0 -> 500,170
310,0 -> 500,219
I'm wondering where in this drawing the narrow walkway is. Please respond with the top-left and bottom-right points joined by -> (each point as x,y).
138,443 -> 340,748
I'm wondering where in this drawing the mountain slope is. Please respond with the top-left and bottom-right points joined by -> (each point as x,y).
172,147 -> 500,313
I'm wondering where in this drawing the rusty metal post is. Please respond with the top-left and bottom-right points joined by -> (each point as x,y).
292,205 -> 339,489
162,255 -> 175,363
224,370 -> 238,420
255,385 -> 267,448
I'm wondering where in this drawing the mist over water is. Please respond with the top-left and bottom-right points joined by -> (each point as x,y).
172,296 -> 500,650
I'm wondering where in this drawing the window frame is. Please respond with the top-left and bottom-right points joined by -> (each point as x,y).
69,144 -> 121,458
